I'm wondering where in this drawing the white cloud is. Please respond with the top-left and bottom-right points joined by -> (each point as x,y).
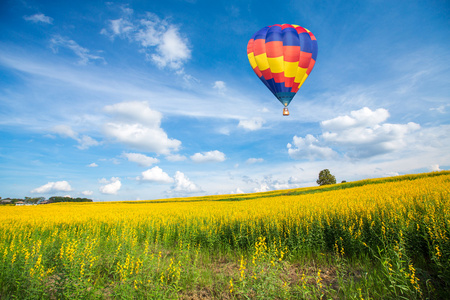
170,171 -> 201,193
238,117 -> 265,131
108,18 -> 134,36
151,26 -> 191,70
99,177 -> 121,195
88,163 -> 98,167
288,134 -> 337,160
321,107 -> 390,132
122,152 -> 159,167
289,107 -> 423,160
138,166 -> 173,183
104,101 -> 181,155
246,158 -> 264,164
190,150 -> 226,163
101,11 -> 191,71
81,190 -> 94,196
321,107 -> 420,158
52,124 -> 77,139
77,135 -> 100,150
51,125 -> 100,150
50,35 -> 105,65
213,81 -> 226,94
31,181 -> 72,194
23,13 -> 53,24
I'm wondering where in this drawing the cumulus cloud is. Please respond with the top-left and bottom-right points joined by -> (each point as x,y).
101,11 -> 191,71
31,181 -> 72,194
50,35 -> 105,65
23,13 -> 53,24
99,177 -> 121,195
104,101 -> 181,155
138,166 -> 173,183
288,107 -> 422,160
238,117 -> 265,131
288,134 -> 337,160
190,150 -> 226,163
51,125 -> 100,150
321,107 -> 420,158
88,163 -> 98,167
170,171 -> 201,193
122,152 -> 159,167
81,190 -> 94,196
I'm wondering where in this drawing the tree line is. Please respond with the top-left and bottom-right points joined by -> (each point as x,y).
0,196 -> 93,205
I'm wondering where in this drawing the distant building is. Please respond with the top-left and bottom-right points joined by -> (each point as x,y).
15,201 -> 25,206
1,200 -> 12,205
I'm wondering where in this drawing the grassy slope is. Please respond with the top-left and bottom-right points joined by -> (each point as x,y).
116,170 -> 450,204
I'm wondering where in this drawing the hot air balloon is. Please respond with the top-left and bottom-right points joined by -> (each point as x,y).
247,24 -> 318,116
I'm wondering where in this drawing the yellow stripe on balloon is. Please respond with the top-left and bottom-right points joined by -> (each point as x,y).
294,67 -> 307,83
284,61 -> 299,78
299,74 -> 309,86
247,53 -> 257,69
254,53 -> 270,71
267,56 -> 284,73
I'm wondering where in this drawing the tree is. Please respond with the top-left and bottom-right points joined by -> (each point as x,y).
316,169 -> 336,186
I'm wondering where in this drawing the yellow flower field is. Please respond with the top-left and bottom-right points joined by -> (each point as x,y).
1,171 -> 449,299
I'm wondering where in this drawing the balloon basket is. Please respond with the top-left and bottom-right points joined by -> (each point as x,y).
283,107 -> 290,116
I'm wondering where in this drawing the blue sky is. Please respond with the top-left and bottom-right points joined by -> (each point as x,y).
1,0 -> 449,201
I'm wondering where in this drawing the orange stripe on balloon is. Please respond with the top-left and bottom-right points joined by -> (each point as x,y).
247,39 -> 254,55
283,46 -> 300,62
298,52 -> 312,68
253,39 -> 266,56
284,76 -> 295,88
306,59 -> 316,75
265,41 -> 283,58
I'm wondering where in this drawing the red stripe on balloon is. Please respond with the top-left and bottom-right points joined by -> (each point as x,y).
295,27 -> 307,34
272,72 -> 285,83
291,83 -> 299,93
253,66 -> 263,78
261,68 -> 273,80
281,24 -> 294,30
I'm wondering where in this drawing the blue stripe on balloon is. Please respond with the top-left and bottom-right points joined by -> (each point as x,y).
254,26 -> 270,40
265,26 -> 283,42
298,32 -> 312,53
281,28 -> 300,46
311,40 -> 318,60
259,77 -> 276,95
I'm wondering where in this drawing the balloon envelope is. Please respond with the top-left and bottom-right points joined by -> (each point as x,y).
247,24 -> 318,107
